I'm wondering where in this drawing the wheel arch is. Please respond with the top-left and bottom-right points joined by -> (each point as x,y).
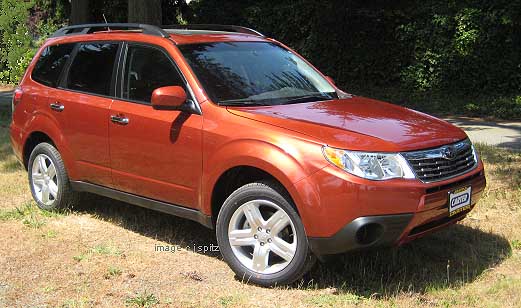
209,165 -> 299,225
23,131 -> 56,169
22,113 -> 77,178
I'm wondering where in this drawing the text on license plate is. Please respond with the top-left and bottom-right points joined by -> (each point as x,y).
448,186 -> 472,217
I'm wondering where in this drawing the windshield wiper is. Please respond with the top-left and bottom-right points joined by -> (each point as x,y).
282,94 -> 333,105
219,100 -> 268,107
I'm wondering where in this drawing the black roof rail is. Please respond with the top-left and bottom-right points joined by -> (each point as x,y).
51,23 -> 170,38
163,24 -> 265,37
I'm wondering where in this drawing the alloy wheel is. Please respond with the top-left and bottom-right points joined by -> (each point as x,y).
228,199 -> 297,274
31,154 -> 59,206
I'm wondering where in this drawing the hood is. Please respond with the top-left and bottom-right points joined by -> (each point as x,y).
226,96 -> 467,152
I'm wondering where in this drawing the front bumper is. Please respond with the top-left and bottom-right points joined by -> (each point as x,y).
303,166 -> 486,256
308,213 -> 413,255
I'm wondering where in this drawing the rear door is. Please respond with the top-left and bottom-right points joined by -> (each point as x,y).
27,42 -> 76,140
109,42 -> 203,209
52,42 -> 121,186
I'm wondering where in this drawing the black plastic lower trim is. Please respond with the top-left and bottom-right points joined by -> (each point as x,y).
70,181 -> 213,229
308,214 -> 413,255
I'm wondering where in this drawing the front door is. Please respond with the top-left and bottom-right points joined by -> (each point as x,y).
109,43 -> 202,209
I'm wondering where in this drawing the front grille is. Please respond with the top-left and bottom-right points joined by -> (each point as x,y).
402,139 -> 477,183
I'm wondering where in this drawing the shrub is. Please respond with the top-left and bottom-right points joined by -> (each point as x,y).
0,0 -> 35,84
0,0 -> 65,85
189,0 -> 521,98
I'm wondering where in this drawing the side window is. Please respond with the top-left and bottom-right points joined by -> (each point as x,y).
123,45 -> 185,103
66,42 -> 119,96
31,44 -> 75,87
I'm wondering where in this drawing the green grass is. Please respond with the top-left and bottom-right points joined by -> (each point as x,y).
72,252 -> 89,262
0,202 -> 36,221
41,229 -> 58,239
125,291 -> 160,307
73,243 -> 123,262
307,293 -> 363,307
487,277 -> 521,295
0,201 -> 67,229
90,243 -> 122,256
106,266 -> 122,277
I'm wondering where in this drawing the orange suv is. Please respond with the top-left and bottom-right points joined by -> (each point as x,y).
10,23 -> 486,286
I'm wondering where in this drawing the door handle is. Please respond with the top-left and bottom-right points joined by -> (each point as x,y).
110,115 -> 129,125
50,102 -> 64,112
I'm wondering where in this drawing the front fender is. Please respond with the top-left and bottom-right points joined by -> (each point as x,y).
201,138 -> 327,227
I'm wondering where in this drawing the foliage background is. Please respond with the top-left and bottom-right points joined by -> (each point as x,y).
0,0 -> 68,84
189,0 -> 521,118
1,0 -> 520,118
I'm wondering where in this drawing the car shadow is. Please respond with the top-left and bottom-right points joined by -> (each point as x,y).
73,193 -> 222,258
305,224 -> 511,296
73,194 -> 511,296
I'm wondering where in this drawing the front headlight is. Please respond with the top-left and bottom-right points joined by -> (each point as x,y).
322,146 -> 416,180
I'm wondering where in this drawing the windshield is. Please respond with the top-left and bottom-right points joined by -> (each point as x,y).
178,42 -> 337,106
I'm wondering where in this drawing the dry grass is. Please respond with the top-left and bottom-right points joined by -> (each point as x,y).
0,106 -> 520,307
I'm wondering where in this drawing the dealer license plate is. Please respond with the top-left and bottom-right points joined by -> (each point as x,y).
448,186 -> 472,217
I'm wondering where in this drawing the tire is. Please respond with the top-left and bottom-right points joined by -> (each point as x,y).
28,142 -> 79,211
216,180 -> 316,286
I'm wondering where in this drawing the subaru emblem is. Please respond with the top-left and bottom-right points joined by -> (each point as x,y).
442,146 -> 456,159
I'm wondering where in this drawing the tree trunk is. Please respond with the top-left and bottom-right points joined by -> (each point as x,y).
128,0 -> 162,25
70,0 -> 90,25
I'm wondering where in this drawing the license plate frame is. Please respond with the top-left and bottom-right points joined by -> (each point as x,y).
448,186 -> 472,217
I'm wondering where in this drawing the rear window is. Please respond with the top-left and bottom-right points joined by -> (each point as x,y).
31,44 -> 75,88
66,42 -> 119,96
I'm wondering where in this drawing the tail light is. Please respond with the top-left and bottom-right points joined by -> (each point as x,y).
12,87 -> 23,116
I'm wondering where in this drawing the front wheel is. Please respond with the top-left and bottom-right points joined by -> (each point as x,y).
216,181 -> 315,286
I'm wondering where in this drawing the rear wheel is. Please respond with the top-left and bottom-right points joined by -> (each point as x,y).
28,143 -> 79,211
216,181 -> 315,286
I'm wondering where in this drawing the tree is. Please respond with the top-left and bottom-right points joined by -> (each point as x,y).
70,0 -> 90,25
128,0 -> 162,25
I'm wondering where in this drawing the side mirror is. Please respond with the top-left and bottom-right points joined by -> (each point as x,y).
151,86 -> 187,110
325,76 -> 335,85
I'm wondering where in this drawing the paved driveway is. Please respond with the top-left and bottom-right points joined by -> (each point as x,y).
445,117 -> 521,150
0,89 -> 519,150
0,90 -> 12,111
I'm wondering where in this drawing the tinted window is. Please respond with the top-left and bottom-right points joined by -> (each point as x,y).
66,43 -> 119,96
32,44 -> 75,87
179,42 -> 336,106
123,45 -> 184,103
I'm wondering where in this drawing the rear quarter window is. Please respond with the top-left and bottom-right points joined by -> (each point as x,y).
31,43 -> 75,87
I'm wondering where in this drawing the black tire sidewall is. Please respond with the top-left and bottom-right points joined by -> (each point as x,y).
216,182 -> 310,286
28,143 -> 69,211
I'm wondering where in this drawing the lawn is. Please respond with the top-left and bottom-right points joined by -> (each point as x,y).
0,108 -> 520,307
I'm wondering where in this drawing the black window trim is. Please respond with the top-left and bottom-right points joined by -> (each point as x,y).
57,40 -> 123,100
117,41 -> 201,114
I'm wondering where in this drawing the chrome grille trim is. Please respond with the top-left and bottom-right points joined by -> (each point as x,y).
402,139 -> 478,183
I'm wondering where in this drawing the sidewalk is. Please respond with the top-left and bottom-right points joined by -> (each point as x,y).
0,88 -> 520,150
0,89 -> 12,110
444,117 -> 521,150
